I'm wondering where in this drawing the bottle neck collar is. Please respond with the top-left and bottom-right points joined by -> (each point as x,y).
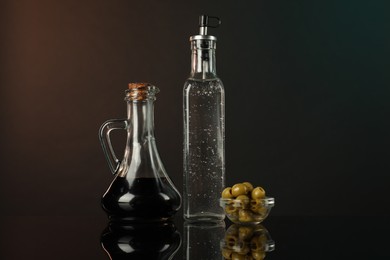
190,39 -> 217,80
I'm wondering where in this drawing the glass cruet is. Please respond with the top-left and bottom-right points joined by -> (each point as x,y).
101,221 -> 181,259
99,83 -> 181,223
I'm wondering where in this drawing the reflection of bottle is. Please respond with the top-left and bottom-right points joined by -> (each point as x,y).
101,221 -> 181,260
221,224 -> 275,260
183,15 -> 225,222
184,221 -> 225,259
99,83 -> 181,223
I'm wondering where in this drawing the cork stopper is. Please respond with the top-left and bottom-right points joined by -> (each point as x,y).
125,83 -> 159,101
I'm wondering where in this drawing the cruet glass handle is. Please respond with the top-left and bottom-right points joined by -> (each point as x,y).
99,119 -> 128,174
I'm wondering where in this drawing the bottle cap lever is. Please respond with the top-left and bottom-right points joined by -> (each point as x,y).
199,15 -> 221,35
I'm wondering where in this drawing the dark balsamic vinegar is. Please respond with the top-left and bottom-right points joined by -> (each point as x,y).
102,177 -> 181,222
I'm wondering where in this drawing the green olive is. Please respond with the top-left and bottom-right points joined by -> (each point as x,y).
251,187 -> 265,199
232,183 -> 247,197
252,215 -> 265,222
222,187 -> 234,198
225,205 -> 239,219
251,205 -> 267,216
236,194 -> 250,208
250,199 -> 262,207
242,182 -> 254,193
252,251 -> 266,260
239,209 -> 254,222
225,205 -> 238,221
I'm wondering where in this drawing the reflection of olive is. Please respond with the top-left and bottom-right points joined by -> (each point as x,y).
238,226 -> 254,240
250,234 -> 267,251
231,252 -> 247,260
251,187 -> 265,199
232,241 -> 250,255
231,184 -> 247,197
225,234 -> 238,248
252,251 -> 266,260
222,187 -> 234,198
222,248 -> 233,259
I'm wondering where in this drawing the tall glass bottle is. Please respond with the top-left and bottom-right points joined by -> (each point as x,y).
183,15 -> 225,222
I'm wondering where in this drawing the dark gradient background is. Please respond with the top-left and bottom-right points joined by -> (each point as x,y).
1,0 -> 389,218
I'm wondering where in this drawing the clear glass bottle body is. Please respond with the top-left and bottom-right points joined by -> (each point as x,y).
183,39 -> 225,222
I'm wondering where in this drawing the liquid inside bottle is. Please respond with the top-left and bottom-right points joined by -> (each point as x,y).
184,79 -> 225,221
102,177 -> 181,222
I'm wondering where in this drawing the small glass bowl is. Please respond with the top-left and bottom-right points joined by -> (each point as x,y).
220,197 -> 275,225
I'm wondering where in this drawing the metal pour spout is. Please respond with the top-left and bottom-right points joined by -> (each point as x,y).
198,15 -> 221,35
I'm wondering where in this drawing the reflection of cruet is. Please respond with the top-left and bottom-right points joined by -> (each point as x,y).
101,222 -> 181,259
99,83 -> 181,222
